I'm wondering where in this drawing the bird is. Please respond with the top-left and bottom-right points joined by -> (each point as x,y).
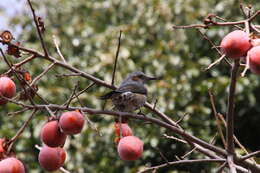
100,71 -> 159,115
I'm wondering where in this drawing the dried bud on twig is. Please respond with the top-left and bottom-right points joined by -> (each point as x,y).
37,17 -> 45,33
7,42 -> 21,58
0,30 -> 13,43
19,84 -> 38,101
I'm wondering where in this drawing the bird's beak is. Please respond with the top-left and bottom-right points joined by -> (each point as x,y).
145,75 -> 162,81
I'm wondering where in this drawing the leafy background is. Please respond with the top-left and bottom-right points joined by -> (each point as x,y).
0,0 -> 260,172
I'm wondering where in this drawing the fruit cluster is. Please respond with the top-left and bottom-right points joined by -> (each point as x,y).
39,111 -> 85,171
220,30 -> 260,73
114,121 -> 143,161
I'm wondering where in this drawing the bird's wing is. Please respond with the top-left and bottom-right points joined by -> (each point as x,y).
100,91 -> 118,100
100,83 -> 147,100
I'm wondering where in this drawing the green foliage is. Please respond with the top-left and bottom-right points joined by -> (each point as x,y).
0,0 -> 260,172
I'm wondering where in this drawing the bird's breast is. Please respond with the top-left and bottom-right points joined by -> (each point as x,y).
111,92 -> 147,112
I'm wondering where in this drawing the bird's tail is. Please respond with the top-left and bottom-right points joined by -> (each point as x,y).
100,91 -> 116,100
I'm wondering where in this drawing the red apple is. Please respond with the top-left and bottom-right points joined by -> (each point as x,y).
59,111 -> 85,135
41,120 -> 67,147
0,138 -> 5,153
114,122 -> 133,137
117,136 -> 143,161
249,46 -> 260,74
38,145 -> 66,172
220,30 -> 251,59
0,76 -> 16,105
0,138 -> 6,159
0,157 -> 25,173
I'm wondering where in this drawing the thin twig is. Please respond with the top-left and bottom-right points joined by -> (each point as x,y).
214,15 -> 243,30
239,3 -> 248,18
176,113 -> 188,124
154,147 -> 169,165
208,90 -> 226,147
216,162 -> 227,173
65,82 -> 80,108
163,134 -> 187,144
196,29 -> 222,55
63,82 -> 95,106
137,159 -> 225,173
53,35 -> 67,63
8,108 -> 29,116
44,105 -> 56,117
55,73 -> 82,77
196,29 -> 231,67
30,62 -> 56,86
217,113 -> 255,163
7,109 -> 37,153
241,150 -> 260,161
4,55 -> 36,75
111,30 -> 122,86
205,54 -> 226,71
27,0 -> 49,57
181,146 -> 197,159
153,99 -> 158,110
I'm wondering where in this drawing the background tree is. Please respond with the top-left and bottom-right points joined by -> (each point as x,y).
0,0 -> 260,172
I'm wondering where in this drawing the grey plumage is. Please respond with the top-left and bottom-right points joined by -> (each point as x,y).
101,71 -> 159,112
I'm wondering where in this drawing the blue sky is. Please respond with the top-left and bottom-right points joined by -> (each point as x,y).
0,0 -> 25,33
0,0 -> 25,48
0,0 -> 25,16
0,0 -> 25,49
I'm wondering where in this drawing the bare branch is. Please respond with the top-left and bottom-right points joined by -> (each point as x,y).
138,159 -> 225,173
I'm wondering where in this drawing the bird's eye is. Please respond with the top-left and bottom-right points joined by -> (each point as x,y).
132,76 -> 140,81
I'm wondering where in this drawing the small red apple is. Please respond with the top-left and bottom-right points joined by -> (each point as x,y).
59,111 -> 85,135
249,46 -> 260,74
38,145 -> 66,172
117,136 -> 143,161
40,120 -> 67,147
0,76 -> 16,105
0,157 -> 25,173
0,138 -> 5,153
114,122 -> 133,137
220,30 -> 251,59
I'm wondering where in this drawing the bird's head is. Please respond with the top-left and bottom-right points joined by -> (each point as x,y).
124,71 -> 161,84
